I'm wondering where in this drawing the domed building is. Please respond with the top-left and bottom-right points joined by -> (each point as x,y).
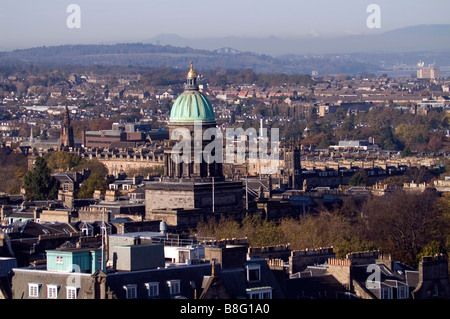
163,61 -> 223,180
169,62 -> 215,125
145,63 -> 243,230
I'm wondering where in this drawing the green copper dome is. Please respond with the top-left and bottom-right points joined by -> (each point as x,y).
170,90 -> 215,123
169,63 -> 215,123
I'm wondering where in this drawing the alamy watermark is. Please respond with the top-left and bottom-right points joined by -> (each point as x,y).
170,122 -> 280,173
366,4 -> 381,29
66,4 -> 81,29
365,264 -> 381,289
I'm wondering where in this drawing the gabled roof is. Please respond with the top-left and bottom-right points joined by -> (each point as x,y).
286,274 -> 348,299
105,263 -> 213,299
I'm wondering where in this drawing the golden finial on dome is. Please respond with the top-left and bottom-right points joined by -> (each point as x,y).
187,61 -> 196,78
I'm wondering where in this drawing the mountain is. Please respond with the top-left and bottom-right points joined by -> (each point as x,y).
0,42 -> 381,75
146,24 -> 450,56
1,25 -> 449,75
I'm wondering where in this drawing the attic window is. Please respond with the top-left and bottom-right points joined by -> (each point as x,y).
246,264 -> 261,282
167,280 -> 181,295
66,286 -> 79,299
145,282 -> 159,297
28,283 -> 41,298
246,287 -> 272,299
123,284 -> 137,299
47,284 -> 60,299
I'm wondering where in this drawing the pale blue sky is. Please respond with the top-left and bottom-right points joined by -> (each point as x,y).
1,0 -> 449,50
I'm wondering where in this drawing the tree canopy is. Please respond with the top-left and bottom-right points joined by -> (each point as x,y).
23,157 -> 58,200
194,189 -> 450,267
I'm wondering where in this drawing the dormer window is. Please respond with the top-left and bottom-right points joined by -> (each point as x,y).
246,264 -> 261,282
123,284 -> 137,299
28,283 -> 41,298
146,282 -> 159,298
167,280 -> 181,295
66,286 -> 79,299
47,284 -> 60,299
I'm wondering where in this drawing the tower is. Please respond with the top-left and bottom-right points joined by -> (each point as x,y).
146,62 -> 243,228
283,143 -> 302,189
60,103 -> 74,149
164,61 -> 223,181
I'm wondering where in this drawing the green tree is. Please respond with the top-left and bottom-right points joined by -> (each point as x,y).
349,170 -> 368,186
77,173 -> 108,199
195,216 -> 242,240
45,151 -> 82,172
23,157 -> 58,200
75,158 -> 108,177
241,214 -> 283,247
400,146 -> 412,158
415,241 -> 446,265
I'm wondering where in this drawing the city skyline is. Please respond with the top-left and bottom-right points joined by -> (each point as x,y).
1,0 -> 450,50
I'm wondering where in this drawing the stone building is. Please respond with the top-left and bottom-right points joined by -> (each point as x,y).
145,63 -> 243,229
411,254 -> 450,299
60,104 -> 74,149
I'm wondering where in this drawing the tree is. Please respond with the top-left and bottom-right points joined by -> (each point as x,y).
241,214 -> 283,247
23,157 -> 58,200
195,216 -> 242,240
77,173 -> 108,199
75,158 -> 108,177
278,212 -> 375,257
349,170 -> 368,186
362,190 -> 442,266
415,241 -> 446,265
45,151 -> 82,172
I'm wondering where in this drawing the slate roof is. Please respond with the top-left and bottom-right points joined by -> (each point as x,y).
105,263 -> 214,299
105,258 -> 285,299
286,275 -> 349,299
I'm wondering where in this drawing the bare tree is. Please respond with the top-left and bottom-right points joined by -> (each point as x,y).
362,189 -> 442,266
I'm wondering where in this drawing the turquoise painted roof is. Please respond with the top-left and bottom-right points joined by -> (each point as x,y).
169,90 -> 215,123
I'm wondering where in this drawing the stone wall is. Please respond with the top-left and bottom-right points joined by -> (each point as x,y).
289,247 -> 335,275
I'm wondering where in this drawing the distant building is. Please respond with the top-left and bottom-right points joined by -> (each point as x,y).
81,130 -> 146,148
417,67 -> 440,79
329,140 -> 379,151
60,104 -> 74,149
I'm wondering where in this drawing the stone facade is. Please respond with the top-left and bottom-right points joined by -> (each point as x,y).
412,255 -> 450,299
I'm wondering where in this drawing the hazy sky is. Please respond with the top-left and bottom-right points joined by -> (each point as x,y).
1,0 -> 449,50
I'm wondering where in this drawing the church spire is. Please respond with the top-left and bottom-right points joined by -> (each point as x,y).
60,102 -> 74,149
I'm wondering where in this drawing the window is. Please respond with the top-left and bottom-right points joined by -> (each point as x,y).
246,288 -> 272,299
28,283 -> 41,298
123,285 -> 137,299
381,287 -> 393,299
56,255 -> 64,264
167,280 -> 181,295
47,285 -> 60,299
145,282 -> 159,297
397,286 -> 409,299
246,264 -> 261,282
66,286 -> 78,299
432,283 -> 439,297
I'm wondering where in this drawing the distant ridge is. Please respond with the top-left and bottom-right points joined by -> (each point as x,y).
1,25 -> 450,75
0,42 -> 381,74
146,24 -> 450,56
